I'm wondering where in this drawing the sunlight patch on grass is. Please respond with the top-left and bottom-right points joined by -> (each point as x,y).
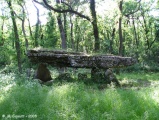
151,89 -> 159,104
117,72 -> 159,81
2,84 -> 15,92
55,84 -> 71,96
0,73 -> 16,96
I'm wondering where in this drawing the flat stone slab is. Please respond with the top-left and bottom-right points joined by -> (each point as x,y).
27,49 -> 136,69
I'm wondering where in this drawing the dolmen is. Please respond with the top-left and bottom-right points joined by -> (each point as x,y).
27,49 -> 137,86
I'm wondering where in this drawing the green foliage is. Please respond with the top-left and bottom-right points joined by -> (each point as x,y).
42,12 -> 59,48
0,45 -> 15,65
0,47 -> 10,65
122,0 -> 139,15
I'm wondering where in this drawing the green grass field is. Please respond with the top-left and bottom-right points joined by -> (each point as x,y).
0,71 -> 159,120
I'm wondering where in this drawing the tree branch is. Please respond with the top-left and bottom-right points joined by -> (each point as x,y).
33,0 -> 50,10
33,0 -> 90,21
61,1 -> 72,10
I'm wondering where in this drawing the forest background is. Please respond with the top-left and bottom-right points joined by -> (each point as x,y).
0,0 -> 159,72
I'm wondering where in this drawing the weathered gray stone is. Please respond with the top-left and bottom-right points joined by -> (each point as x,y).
27,49 -> 136,69
104,69 -> 120,86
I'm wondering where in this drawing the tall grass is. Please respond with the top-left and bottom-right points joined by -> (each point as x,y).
0,72 -> 159,120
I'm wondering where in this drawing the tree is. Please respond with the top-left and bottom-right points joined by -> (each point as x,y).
118,0 -> 124,56
34,0 -> 100,52
0,11 -> 5,46
69,13 -> 75,50
33,0 -> 41,47
117,0 -> 141,56
90,0 -> 100,52
7,0 -> 22,73
24,3 -> 34,42
15,1 -> 29,51
56,0 -> 67,49
44,12 -> 59,48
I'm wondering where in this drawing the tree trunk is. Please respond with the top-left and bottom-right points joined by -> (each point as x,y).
56,0 -> 67,50
57,14 -> 67,49
63,10 -> 67,43
75,18 -> 80,52
132,17 -> 138,48
33,1 -> 40,47
0,16 -> 4,46
110,28 -> 115,53
142,14 -> 150,50
8,1 -> 22,73
90,0 -> 100,52
118,0 -> 124,56
11,30 -> 15,49
22,19 -> 29,50
119,17 -> 123,56
20,4 -> 29,50
132,17 -> 139,59
14,3 -> 29,50
25,4 -> 34,41
70,13 -> 75,50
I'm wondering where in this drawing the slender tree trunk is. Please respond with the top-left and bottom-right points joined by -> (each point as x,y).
20,4 -> 29,50
25,4 -> 34,41
110,28 -> 115,53
56,0 -> 67,49
22,19 -> 29,50
63,11 -> 67,43
118,0 -> 124,56
132,17 -> 138,48
76,38 -> 79,51
119,17 -> 123,56
33,1 -> 40,47
142,14 -> 150,50
8,1 -> 22,73
132,18 -> 139,59
11,30 -> 15,49
57,14 -> 67,49
15,3 -> 29,50
70,13 -> 74,50
28,19 -> 33,39
0,16 -> 4,46
75,17 -> 79,52
90,0 -> 100,52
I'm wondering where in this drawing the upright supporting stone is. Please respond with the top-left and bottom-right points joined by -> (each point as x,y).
34,63 -> 52,82
91,68 -> 120,86
91,68 -> 104,82
104,69 -> 120,86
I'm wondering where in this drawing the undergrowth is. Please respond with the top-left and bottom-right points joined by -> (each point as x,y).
0,70 -> 159,120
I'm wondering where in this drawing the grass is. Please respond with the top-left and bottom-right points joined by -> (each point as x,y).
0,70 -> 159,120
117,71 -> 159,81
